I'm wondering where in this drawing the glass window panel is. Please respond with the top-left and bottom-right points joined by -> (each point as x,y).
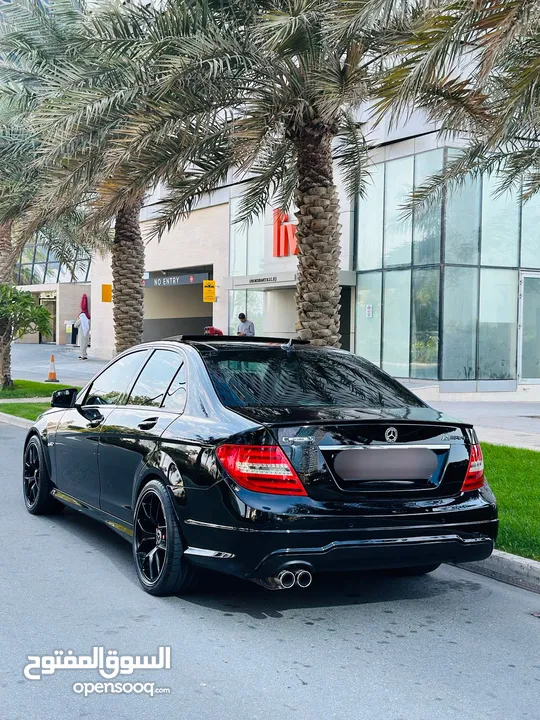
58,264 -> 72,283
481,175 -> 519,267
13,264 -> 21,284
413,150 -> 443,265
246,290 -> 264,336
128,350 -> 183,407
230,198 -> 248,276
355,272 -> 382,366
478,268 -> 518,379
72,261 -> 89,282
521,276 -> 540,379
521,194 -> 540,268
445,152 -> 481,265
32,264 -> 46,284
85,351 -> 149,406
18,265 -> 33,285
382,269 -> 411,376
384,156 -> 413,267
442,266 -> 478,380
21,245 -> 36,264
411,268 -> 440,379
44,263 -> 60,283
357,163 -> 384,270
229,290 -> 247,334
33,245 -> 49,264
246,214 -> 265,275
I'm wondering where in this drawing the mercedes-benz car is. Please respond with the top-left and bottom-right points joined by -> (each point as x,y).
22,336 -> 498,595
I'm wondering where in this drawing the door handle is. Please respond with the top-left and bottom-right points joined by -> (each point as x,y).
138,417 -> 159,431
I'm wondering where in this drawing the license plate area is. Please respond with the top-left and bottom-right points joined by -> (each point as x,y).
321,445 -> 450,493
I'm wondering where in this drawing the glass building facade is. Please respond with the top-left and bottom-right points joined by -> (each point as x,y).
14,238 -> 91,286
355,147 -> 540,383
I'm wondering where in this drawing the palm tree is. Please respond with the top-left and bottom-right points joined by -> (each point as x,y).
24,0 -> 403,347
0,0 -> 145,355
358,0 -> 540,208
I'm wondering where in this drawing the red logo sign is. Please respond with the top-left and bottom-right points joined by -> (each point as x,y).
189,275 -> 194,283
273,209 -> 298,257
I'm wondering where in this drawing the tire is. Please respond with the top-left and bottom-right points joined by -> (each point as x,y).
132,479 -> 199,596
387,563 -> 441,577
23,436 -> 64,515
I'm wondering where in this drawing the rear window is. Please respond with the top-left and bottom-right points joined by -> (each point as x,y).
201,348 -> 425,409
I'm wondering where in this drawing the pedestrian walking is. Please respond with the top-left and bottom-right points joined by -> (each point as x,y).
74,294 -> 91,360
237,313 -> 255,336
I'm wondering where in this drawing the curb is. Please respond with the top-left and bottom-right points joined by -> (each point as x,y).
0,412 -> 33,430
453,549 -> 540,595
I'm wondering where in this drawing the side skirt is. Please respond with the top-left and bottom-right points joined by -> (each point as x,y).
50,488 -> 133,541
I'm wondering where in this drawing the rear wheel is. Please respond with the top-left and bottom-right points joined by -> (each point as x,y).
133,479 -> 199,596
23,437 -> 63,515
387,563 -> 441,577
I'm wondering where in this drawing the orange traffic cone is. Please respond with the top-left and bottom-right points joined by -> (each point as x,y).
45,354 -> 59,383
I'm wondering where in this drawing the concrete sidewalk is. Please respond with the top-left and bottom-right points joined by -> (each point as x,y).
12,343 -> 106,387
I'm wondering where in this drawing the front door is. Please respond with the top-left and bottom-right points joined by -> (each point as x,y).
54,350 -> 150,507
519,273 -> 540,381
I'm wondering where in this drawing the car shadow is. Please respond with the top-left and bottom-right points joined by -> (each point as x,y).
51,508 -> 483,618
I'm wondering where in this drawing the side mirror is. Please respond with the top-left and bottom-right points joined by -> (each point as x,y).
51,388 -> 78,409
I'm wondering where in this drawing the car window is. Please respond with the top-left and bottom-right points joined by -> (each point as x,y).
128,350 -> 185,408
85,351 -> 149,406
200,347 -> 426,409
162,361 -> 187,412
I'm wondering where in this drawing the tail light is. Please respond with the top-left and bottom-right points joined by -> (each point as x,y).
216,445 -> 307,496
462,443 -> 485,491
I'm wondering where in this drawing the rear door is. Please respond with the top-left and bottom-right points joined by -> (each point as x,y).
98,349 -> 188,522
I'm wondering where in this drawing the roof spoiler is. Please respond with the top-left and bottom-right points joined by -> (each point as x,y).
165,335 -> 309,345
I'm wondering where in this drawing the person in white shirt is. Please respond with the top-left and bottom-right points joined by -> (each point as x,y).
74,311 -> 90,359
237,313 -> 255,337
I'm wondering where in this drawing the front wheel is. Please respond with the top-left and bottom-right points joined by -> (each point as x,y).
132,479 -> 199,596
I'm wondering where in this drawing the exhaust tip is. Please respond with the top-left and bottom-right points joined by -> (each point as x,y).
296,569 -> 313,588
277,570 -> 296,589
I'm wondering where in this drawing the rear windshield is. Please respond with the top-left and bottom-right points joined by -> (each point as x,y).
201,347 -> 425,409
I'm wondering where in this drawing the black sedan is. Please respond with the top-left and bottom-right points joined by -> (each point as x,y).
23,336 -> 498,595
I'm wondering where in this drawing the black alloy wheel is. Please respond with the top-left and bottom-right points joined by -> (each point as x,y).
132,479 -> 199,596
23,437 -> 63,515
135,490 -> 168,584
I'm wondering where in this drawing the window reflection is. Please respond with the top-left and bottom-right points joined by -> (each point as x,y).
411,268 -> 439,379
442,266 -> 478,380
478,269 -> 518,379
384,157 -> 413,267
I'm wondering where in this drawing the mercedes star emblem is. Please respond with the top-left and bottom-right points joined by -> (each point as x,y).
385,427 -> 398,443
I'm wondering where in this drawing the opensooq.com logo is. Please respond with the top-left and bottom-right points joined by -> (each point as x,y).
23,646 -> 172,697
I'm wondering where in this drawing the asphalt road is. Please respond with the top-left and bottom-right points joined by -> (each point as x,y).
1,424 -> 539,720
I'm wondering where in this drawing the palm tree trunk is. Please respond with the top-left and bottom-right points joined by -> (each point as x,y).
0,220 -> 14,389
112,200 -> 145,355
294,126 -> 341,347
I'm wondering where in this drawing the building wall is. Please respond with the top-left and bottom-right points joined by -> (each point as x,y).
89,202 -> 230,359
14,282 -> 90,345
57,283 -> 91,345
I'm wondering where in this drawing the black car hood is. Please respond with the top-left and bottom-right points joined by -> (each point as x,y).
230,405 -> 468,427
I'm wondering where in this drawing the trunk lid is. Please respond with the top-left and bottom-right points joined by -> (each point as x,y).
234,407 -> 471,501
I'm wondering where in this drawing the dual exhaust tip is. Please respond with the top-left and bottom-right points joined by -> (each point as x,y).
275,568 -> 312,590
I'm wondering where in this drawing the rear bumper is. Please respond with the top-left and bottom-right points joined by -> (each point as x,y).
182,518 -> 498,579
